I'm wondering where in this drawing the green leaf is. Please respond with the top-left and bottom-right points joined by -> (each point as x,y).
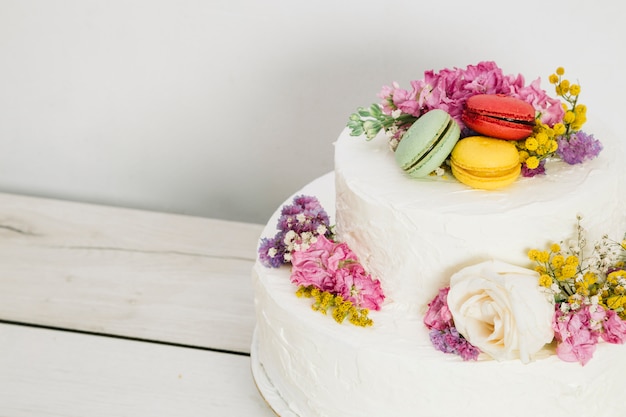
369,103 -> 382,118
357,107 -> 371,118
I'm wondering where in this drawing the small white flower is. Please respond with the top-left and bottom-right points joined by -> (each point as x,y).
284,253 -> 292,262
434,167 -> 445,177
391,109 -> 402,119
301,231 -> 313,244
268,248 -> 278,258
316,225 -> 327,235
283,230 -> 297,245
296,213 -> 306,224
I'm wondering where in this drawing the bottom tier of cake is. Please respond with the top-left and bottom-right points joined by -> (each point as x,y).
251,173 -> 625,417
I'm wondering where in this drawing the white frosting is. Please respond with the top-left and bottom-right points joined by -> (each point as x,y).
252,122 -> 626,416
335,126 -> 626,312
252,174 -> 626,417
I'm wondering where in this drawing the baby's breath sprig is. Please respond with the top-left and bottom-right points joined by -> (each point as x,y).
296,285 -> 374,327
528,217 -> 626,315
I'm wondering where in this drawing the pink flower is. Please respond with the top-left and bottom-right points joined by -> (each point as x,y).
602,310 -> 626,344
552,306 -> 601,366
424,287 -> 453,331
290,235 -> 337,292
335,262 -> 385,310
326,241 -> 358,272
510,78 -> 564,126
290,235 -> 385,310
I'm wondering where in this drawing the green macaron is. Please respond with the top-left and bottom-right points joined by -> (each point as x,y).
394,109 -> 461,178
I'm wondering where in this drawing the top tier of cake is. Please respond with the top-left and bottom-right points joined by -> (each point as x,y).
334,125 -> 626,311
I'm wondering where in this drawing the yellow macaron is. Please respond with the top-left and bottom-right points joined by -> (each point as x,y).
450,136 -> 521,190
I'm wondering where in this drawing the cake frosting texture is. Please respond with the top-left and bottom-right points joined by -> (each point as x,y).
252,173 -> 626,417
335,126 -> 625,311
252,116 -> 626,416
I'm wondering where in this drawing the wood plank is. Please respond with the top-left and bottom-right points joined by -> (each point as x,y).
0,323 -> 276,417
0,192 -> 265,353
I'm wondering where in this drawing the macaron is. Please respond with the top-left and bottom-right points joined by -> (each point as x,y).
395,109 -> 460,178
462,94 -> 535,140
450,136 -> 521,190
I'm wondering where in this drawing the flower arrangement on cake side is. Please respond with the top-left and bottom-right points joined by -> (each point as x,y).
347,62 -> 602,187
425,217 -> 626,365
258,195 -> 384,326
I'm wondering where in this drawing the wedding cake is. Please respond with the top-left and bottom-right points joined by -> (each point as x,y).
251,62 -> 626,417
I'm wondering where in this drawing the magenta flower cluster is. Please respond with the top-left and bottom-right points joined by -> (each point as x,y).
290,235 -> 385,310
378,61 -> 564,134
553,304 -> 626,366
258,195 -> 332,268
423,287 -> 480,361
556,131 -> 603,165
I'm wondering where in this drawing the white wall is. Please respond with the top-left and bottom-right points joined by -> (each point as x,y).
1,0 -> 623,224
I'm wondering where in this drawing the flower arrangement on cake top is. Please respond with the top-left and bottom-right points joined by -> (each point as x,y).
259,195 -> 384,326
347,62 -> 602,184
425,218 -> 626,365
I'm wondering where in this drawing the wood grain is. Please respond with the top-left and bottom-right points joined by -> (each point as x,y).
0,323 -> 276,417
0,192 -> 265,353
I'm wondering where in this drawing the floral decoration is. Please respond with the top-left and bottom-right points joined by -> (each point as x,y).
259,195 -> 384,326
425,219 -> 626,365
528,217 -> 626,365
258,195 -> 334,268
347,62 -> 602,178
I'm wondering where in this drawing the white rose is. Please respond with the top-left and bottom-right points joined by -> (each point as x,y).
447,260 -> 554,363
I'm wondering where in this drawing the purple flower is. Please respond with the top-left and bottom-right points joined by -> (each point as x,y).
429,328 -> 480,361
521,159 -> 546,177
425,287 -> 480,361
556,131 -> 603,165
259,195 -> 333,268
277,195 -> 331,236
258,234 -> 287,268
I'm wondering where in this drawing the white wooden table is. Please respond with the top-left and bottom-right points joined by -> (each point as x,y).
0,192 -> 276,416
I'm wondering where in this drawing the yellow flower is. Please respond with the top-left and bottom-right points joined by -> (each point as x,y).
549,74 -> 559,84
564,111 -> 576,124
607,295 -> 626,311
525,137 -> 539,151
582,271 -> 597,286
536,132 -> 549,145
621,240 -> 626,250
525,156 -> 540,170
561,264 -> 577,279
539,274 -> 553,288
575,104 -> 587,114
569,84 -> 581,96
518,150 -> 529,162
538,250 -> 550,263
551,254 -> 565,269
550,243 -> 561,253
548,140 -> 558,153
553,123 -> 566,135
528,249 -> 540,261
566,255 -> 579,265
535,265 -> 547,274
608,270 -> 626,282
556,67 -> 565,75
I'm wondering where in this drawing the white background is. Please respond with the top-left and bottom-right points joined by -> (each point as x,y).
1,0 -> 623,224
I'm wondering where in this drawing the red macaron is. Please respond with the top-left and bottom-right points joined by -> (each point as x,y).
462,94 -> 535,140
